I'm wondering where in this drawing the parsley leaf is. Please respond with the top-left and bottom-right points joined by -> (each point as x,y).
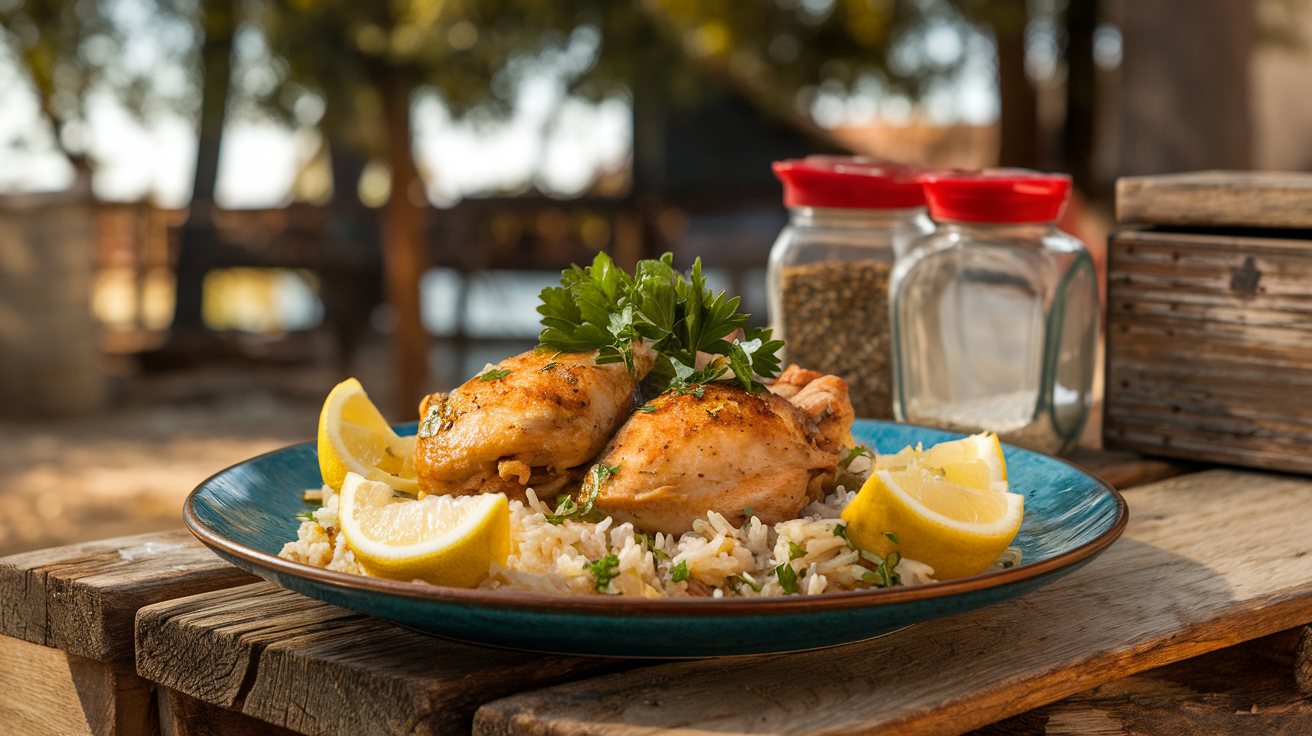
536,252 -> 639,372
479,368 -> 511,382
788,542 -> 807,560
537,252 -> 784,395
638,404 -> 657,413
839,445 -> 876,468
671,559 -> 690,582
587,554 -> 621,592
832,523 -> 854,549
733,573 -> 763,593
546,463 -> 618,525
885,532 -> 900,544
296,510 -> 317,522
775,562 -> 799,594
635,533 -> 670,560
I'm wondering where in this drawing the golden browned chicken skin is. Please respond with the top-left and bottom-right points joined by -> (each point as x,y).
769,364 -> 856,453
591,382 -> 844,536
415,344 -> 654,500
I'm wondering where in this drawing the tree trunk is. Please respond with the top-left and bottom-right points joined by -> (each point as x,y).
1062,0 -> 1098,196
172,0 -> 236,331
380,74 -> 429,417
992,0 -> 1039,169
1117,0 -> 1256,175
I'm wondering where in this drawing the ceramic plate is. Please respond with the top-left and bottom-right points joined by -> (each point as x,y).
185,419 -> 1126,658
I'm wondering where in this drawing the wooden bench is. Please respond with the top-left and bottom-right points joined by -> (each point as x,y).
1,455 -> 1309,736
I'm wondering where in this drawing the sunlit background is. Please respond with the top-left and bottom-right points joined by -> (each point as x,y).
1,0 -> 1311,555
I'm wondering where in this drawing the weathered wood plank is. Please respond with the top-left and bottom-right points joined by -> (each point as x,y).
1116,170 -> 1312,228
136,583 -> 630,736
1104,229 -> 1312,475
159,688 -> 298,736
0,633 -> 158,736
0,529 -> 257,664
1296,627 -> 1311,696
472,469 -> 1312,736
969,627 -> 1312,736
1062,448 -> 1193,491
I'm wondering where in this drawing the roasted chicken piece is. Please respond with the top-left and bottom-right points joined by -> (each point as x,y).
415,345 -> 655,500
769,364 -> 856,452
591,376 -> 852,536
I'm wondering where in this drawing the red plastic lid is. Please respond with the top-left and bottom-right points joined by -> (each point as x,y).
921,169 -> 1072,223
772,156 -> 927,209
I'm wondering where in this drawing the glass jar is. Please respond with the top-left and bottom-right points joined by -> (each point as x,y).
768,157 -> 934,419
890,170 -> 1100,454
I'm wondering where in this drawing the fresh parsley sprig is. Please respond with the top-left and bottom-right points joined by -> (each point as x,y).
587,554 -> 621,592
536,252 -> 640,372
536,252 -> 784,393
545,463 -> 619,525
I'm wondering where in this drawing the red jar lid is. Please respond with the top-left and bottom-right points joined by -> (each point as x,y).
920,169 -> 1072,223
772,156 -> 927,209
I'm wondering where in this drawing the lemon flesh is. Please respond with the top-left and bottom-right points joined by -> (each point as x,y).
875,432 -> 1008,492
338,473 -> 510,587
842,467 -> 1023,581
318,378 -> 417,493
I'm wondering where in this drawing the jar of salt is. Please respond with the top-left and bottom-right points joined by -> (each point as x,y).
767,157 -> 933,420
890,169 -> 1100,454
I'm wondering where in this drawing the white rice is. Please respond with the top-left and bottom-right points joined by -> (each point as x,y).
277,473 -> 974,597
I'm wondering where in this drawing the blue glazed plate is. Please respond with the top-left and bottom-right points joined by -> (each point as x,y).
185,419 -> 1126,658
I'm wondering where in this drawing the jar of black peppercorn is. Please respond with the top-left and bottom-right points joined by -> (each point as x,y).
768,157 -> 933,420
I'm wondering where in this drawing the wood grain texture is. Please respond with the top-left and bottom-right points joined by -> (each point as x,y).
0,529 -> 257,664
1103,229 -> 1312,474
1063,448 -> 1195,490
136,582 -> 630,736
0,633 -> 158,736
1296,627 -> 1311,695
159,688 -> 298,736
473,469 -> 1312,736
1116,170 -> 1312,228
969,627 -> 1312,736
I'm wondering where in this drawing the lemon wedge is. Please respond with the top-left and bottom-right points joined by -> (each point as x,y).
318,378 -> 417,493
876,432 -> 1008,492
338,473 -> 510,587
841,466 -> 1023,581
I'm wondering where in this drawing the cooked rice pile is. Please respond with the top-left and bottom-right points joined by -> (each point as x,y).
279,458 -> 1020,597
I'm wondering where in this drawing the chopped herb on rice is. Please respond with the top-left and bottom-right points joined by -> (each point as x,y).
280,472 -> 984,597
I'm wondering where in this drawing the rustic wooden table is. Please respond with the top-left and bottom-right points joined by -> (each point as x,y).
2,451 -> 1309,736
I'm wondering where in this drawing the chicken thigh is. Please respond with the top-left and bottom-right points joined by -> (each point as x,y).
769,364 -> 856,452
591,380 -> 849,536
415,344 -> 655,500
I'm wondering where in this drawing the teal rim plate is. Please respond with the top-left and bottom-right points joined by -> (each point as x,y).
185,419 -> 1127,658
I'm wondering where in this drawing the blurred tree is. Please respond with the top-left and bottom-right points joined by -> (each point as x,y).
237,0 -> 1059,410
0,0 -> 195,187
173,0 -> 237,332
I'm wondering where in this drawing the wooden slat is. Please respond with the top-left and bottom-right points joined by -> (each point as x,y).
135,583 -> 630,736
0,529 -> 257,664
1062,448 -> 1194,491
159,688 -> 298,736
473,469 -> 1312,736
1104,230 -> 1312,475
1116,170 -> 1312,228
0,633 -> 158,736
969,627 -> 1312,736
1297,627 -> 1311,696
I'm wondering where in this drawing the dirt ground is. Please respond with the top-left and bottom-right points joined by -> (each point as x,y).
0,366 -> 327,557
0,334 -> 542,557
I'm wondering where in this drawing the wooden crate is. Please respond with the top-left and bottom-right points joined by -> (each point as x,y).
1105,174 -> 1312,473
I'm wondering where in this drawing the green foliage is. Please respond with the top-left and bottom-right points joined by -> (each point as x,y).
537,252 -> 784,393
0,0 -> 195,166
